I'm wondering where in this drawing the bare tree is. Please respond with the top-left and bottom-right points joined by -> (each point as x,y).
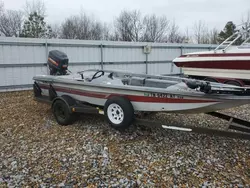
209,28 -> 219,44
61,12 -> 103,40
108,29 -> 120,41
193,20 -> 203,44
192,21 -> 218,44
241,10 -> 250,40
24,0 -> 46,17
142,14 -> 169,42
0,1 -> 3,37
193,20 -> 210,44
0,1 -> 3,14
89,21 -> 102,40
114,10 -> 143,41
48,23 -> 61,38
76,13 -> 102,40
167,21 -> 185,43
109,32 -> 120,41
61,16 -> 79,39
102,23 -> 114,40
0,10 -> 23,37
242,10 -> 250,29
184,27 -> 192,43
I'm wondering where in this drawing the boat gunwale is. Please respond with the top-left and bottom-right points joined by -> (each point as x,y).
33,75 -> 250,101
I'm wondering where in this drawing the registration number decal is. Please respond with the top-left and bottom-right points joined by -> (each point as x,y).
144,92 -> 183,99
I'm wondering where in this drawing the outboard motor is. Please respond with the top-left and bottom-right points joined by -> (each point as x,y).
48,50 -> 69,75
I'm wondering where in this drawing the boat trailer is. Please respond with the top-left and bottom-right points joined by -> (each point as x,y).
136,112 -> 250,140
35,95 -> 250,141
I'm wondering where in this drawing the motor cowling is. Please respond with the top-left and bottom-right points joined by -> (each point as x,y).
48,50 -> 69,75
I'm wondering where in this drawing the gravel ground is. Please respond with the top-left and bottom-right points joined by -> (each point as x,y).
0,91 -> 250,187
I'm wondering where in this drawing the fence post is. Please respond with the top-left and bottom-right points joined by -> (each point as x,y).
180,46 -> 183,74
45,39 -> 49,74
100,44 -> 104,70
145,53 -> 148,74
170,61 -> 174,74
170,46 -> 177,74
144,45 -> 151,74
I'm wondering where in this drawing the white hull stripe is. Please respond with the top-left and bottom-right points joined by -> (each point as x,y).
40,89 -> 249,113
175,56 -> 250,62
38,83 -> 218,103
182,67 -> 250,80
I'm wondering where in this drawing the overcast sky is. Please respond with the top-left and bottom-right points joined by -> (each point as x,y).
2,0 -> 250,33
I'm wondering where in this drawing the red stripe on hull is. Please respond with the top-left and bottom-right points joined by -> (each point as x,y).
56,86 -> 108,98
38,84 -> 218,103
174,60 -> 250,70
125,95 -> 216,103
180,53 -> 250,58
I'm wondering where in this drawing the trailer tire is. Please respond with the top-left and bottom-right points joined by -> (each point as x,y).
104,96 -> 134,130
52,99 -> 75,126
224,80 -> 242,86
204,77 -> 218,83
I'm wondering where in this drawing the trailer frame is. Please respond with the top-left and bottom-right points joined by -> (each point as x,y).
34,94 -> 250,141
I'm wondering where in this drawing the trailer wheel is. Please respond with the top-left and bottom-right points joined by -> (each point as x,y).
104,96 -> 134,130
52,100 -> 75,126
224,80 -> 242,86
204,77 -> 218,83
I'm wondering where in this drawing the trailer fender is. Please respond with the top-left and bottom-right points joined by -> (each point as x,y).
224,80 -> 243,86
49,85 -> 57,100
204,77 -> 219,83
52,95 -> 76,114
33,82 -> 42,97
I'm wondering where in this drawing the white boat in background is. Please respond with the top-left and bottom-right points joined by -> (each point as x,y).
173,28 -> 250,86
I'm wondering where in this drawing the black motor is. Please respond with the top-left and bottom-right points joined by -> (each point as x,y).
48,50 -> 69,75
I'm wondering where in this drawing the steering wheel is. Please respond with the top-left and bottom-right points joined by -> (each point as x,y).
91,70 -> 105,81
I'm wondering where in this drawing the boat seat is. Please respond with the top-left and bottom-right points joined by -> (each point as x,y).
144,79 -> 175,88
121,78 -> 130,85
129,77 -> 145,86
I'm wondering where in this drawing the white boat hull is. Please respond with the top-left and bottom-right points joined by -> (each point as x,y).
38,82 -> 250,114
182,67 -> 250,80
173,46 -> 250,82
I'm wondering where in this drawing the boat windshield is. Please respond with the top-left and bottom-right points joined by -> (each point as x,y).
76,70 -> 110,81
81,70 -> 101,77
